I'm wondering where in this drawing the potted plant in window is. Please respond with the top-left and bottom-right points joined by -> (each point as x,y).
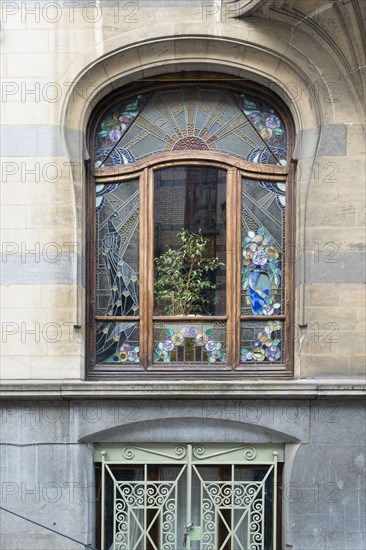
154,229 -> 223,316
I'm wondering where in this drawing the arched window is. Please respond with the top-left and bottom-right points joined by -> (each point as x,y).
87,77 -> 295,377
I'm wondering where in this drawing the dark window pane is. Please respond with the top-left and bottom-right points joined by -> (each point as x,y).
154,166 -> 226,316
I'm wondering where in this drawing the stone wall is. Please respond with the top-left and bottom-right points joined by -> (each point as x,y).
0,398 -> 365,549
1,0 -> 364,381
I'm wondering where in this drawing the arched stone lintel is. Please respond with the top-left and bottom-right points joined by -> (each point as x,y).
61,34 -> 329,143
80,417 -> 301,444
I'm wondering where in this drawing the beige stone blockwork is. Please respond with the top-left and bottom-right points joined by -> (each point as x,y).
300,355 -> 351,377
1,285 -> 42,308
333,285 -> 366,305
30,355 -> 83,379
21,307 -> 76,325
4,53 -> 76,78
0,356 -> 32,379
48,29 -> 97,53
2,179 -> 75,207
40,285 -> 77,309
45,334 -> 82,357
1,100 -> 51,125
2,30 -> 49,53
305,306 -> 362,332
305,202 -> 358,228
1,205 -> 26,229
1,235 -> 78,263
304,283 -> 366,308
300,156 -> 365,200
305,227 -> 365,252
331,330 -> 366,354
1,307 -> 25,324
1,329 -> 48,356
350,356 -> 366,376
25,205 -> 75,229
357,204 -> 366,227
1,228 -> 41,245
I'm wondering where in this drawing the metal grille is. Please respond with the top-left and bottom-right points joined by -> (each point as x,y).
96,444 -> 283,550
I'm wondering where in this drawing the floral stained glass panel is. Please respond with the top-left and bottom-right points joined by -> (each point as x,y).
234,92 -> 287,165
96,321 -> 139,364
240,321 -> 283,364
153,322 -> 226,365
94,94 -> 151,167
241,179 -> 285,316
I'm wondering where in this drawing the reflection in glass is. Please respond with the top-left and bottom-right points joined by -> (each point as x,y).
154,166 -> 226,316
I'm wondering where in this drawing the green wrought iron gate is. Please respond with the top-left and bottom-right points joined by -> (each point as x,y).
94,444 -> 283,550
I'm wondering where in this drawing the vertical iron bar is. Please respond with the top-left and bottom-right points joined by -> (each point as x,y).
101,451 -> 106,550
113,477 -> 116,549
144,464 -> 147,550
231,465 -> 234,550
186,444 -> 192,549
272,452 -> 278,550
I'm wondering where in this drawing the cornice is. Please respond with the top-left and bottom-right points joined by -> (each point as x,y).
0,380 -> 365,400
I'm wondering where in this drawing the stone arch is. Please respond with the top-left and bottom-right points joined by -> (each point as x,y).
80,417 -> 301,444
60,30 -> 359,341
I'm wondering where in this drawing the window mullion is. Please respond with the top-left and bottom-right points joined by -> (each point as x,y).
87,162 -> 97,372
226,167 -> 239,369
285,161 -> 295,371
139,168 -> 153,370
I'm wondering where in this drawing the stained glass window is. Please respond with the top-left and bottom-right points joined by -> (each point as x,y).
88,81 -> 293,375
95,179 -> 140,365
93,88 -> 287,168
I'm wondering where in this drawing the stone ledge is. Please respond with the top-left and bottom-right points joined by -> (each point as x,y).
0,379 -> 365,400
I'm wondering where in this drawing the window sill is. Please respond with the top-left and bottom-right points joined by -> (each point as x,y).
1,379 -> 365,399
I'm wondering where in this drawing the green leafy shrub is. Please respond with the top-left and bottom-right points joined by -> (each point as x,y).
154,230 -> 223,316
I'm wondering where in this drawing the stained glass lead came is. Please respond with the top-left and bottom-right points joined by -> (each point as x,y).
93,88 -> 287,167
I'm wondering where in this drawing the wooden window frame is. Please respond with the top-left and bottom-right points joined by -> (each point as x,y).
86,151 -> 295,379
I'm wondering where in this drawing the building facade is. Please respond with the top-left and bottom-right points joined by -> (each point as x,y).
1,1 -> 365,549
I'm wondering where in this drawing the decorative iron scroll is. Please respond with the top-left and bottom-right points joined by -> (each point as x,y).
192,445 -> 257,461
94,88 -> 287,167
122,445 -> 187,461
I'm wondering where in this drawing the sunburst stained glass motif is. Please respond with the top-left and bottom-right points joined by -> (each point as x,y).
241,179 -> 285,316
93,88 -> 287,167
153,322 -> 226,365
240,321 -> 283,364
96,321 -> 139,364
